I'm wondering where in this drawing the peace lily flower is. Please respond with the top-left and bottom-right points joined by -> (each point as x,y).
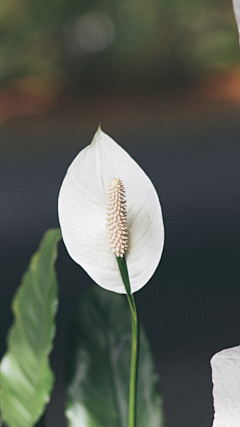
58,127 -> 164,293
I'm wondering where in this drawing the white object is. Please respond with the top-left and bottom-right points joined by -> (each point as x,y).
233,0 -> 240,43
211,345 -> 240,427
58,127 -> 164,293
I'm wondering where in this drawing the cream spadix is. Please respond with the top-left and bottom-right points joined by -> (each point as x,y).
58,127 -> 164,293
107,177 -> 128,258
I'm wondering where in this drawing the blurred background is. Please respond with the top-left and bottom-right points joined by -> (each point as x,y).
1,0 -> 240,426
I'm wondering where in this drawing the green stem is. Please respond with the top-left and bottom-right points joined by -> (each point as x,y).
116,256 -> 138,427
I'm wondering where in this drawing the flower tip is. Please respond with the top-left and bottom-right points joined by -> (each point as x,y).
91,125 -> 104,147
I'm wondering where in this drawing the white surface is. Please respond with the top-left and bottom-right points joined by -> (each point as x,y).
58,127 -> 164,293
233,0 -> 240,40
211,345 -> 240,427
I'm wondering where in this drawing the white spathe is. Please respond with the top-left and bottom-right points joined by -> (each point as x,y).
58,127 -> 164,293
211,345 -> 240,427
232,0 -> 240,43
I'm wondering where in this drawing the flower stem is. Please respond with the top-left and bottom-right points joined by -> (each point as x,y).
116,256 -> 138,427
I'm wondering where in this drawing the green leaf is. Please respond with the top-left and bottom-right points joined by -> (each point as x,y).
64,285 -> 164,427
0,228 -> 61,427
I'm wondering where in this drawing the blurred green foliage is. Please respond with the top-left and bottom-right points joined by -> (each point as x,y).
0,0 -> 239,95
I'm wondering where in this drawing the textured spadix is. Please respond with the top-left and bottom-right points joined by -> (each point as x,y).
107,177 -> 128,258
58,127 -> 164,293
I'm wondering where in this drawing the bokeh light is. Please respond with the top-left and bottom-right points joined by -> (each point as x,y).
69,11 -> 116,53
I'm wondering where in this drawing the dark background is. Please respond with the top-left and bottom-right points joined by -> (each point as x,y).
1,1 -> 240,426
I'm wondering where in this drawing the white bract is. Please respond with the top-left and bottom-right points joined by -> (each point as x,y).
58,127 -> 164,293
233,0 -> 240,43
211,346 -> 240,427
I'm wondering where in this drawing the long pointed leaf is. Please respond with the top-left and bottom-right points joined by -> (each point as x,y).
65,285 -> 164,427
0,228 -> 61,427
